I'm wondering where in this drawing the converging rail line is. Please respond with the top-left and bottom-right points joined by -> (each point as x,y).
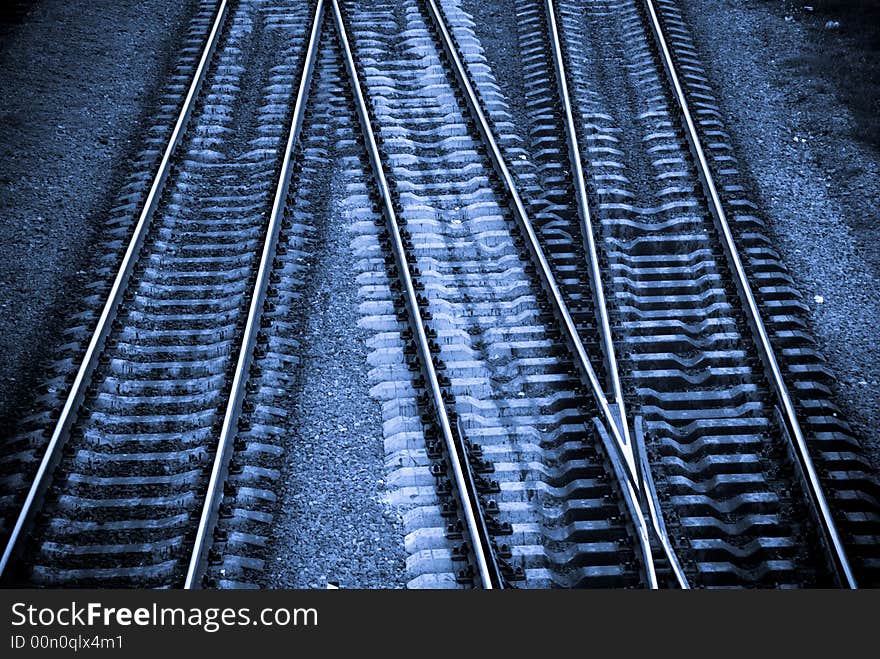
419,0 -> 688,586
0,0 -> 876,590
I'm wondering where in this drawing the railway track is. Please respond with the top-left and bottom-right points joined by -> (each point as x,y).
0,0 -> 324,588
488,0 -> 880,585
0,0 -> 877,589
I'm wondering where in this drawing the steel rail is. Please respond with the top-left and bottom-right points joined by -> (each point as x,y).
543,0 -> 627,454
421,0 -> 659,587
643,0 -> 856,588
184,0 -> 325,589
331,0 -> 503,589
543,0 -> 688,588
0,0 -> 231,580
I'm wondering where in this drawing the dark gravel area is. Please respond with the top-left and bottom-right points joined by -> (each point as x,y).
0,1 -> 35,28
262,173 -> 407,590
0,0 -> 196,428
785,0 -> 880,149
681,0 -> 880,467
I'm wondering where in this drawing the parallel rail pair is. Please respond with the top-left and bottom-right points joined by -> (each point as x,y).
0,0 -> 325,588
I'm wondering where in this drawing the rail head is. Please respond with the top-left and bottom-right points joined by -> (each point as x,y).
0,0 -> 231,581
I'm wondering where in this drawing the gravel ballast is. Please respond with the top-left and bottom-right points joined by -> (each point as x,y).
261,162 -> 408,590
